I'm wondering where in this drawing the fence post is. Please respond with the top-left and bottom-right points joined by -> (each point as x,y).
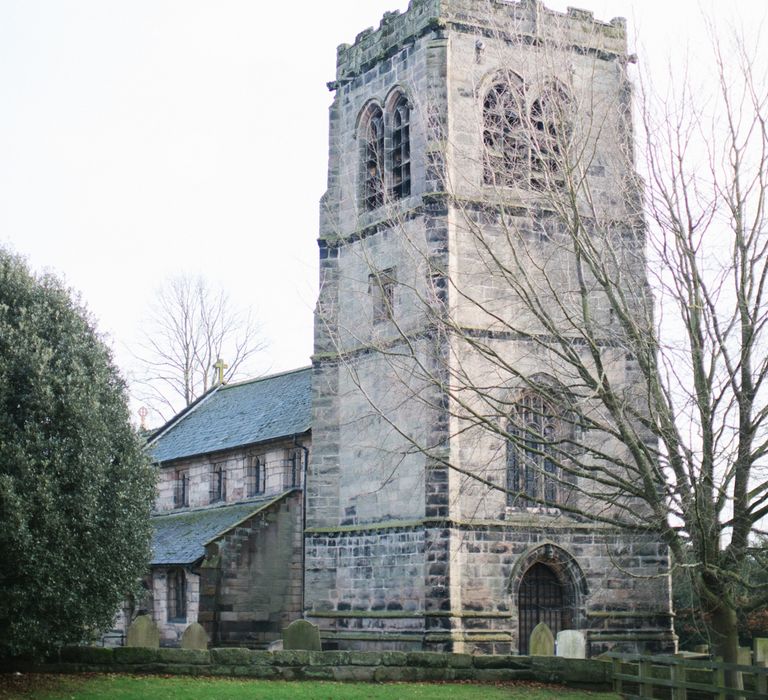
639,659 -> 653,698
612,657 -> 623,695
713,663 -> 726,700
670,662 -> 686,700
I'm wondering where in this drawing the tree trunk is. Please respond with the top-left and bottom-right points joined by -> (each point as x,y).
709,602 -> 744,696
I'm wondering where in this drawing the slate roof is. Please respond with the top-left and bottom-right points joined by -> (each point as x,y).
150,492 -> 292,565
149,367 -> 312,464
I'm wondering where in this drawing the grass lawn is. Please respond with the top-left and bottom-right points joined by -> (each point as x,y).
0,674 -> 621,700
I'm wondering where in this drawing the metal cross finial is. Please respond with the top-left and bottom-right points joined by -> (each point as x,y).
213,358 -> 229,385
138,406 -> 148,429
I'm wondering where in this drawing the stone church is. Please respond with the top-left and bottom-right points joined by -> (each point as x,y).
136,0 -> 676,656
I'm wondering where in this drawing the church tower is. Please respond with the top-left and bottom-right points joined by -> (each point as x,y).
308,0 -> 675,654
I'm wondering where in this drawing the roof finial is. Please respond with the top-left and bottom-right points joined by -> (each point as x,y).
213,358 -> 229,386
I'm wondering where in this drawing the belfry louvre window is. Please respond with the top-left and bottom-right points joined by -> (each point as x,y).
483,78 -> 527,187
167,568 -> 187,622
362,106 -> 385,211
210,464 -> 226,503
174,470 -> 189,508
390,97 -> 411,199
483,77 -> 571,189
246,456 -> 265,497
506,392 -> 562,507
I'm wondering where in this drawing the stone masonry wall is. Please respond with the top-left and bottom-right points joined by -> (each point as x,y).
198,492 -> 303,647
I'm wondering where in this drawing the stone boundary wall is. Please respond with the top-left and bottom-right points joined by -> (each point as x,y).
21,648 -> 611,687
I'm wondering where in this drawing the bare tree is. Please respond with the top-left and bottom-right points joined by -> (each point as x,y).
316,2 -> 767,666
133,274 -> 266,421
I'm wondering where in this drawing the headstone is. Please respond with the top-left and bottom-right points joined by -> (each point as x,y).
283,619 -> 321,651
556,629 -> 587,658
693,644 -> 710,655
126,615 -> 160,648
737,646 -> 752,665
529,622 -> 555,656
754,638 -> 768,664
180,622 -> 209,650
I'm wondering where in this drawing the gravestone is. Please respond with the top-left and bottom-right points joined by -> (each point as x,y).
529,622 -> 555,656
737,646 -> 752,665
556,629 -> 587,658
126,615 -> 160,648
754,638 -> 768,664
283,619 -> 321,651
181,622 -> 208,650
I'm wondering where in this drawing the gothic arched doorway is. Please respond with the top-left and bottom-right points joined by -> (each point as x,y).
518,562 -> 569,653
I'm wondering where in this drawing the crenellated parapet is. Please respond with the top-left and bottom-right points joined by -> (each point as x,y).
332,0 -> 627,89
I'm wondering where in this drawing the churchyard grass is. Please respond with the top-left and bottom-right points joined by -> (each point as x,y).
1,674 -> 620,699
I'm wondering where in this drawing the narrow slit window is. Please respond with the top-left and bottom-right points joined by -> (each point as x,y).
246,456 -> 265,497
370,268 -> 396,325
210,463 -> 226,503
167,568 -> 187,622
174,470 -> 189,508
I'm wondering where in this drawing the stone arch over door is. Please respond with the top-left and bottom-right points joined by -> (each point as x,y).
507,543 -> 588,654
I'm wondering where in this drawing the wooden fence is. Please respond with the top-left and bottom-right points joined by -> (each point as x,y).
606,653 -> 768,699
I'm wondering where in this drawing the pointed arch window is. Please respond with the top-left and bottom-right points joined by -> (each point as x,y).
506,392 -> 563,508
483,78 -> 527,187
390,96 -> 411,200
530,82 -> 571,189
362,105 -> 385,211
246,456 -> 265,497
483,77 -> 571,189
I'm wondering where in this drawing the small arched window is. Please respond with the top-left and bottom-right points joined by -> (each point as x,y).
362,105 -> 385,211
390,96 -> 411,200
483,77 -> 527,187
246,456 -> 265,497
506,392 -> 562,507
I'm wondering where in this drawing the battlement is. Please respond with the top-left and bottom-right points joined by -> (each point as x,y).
333,0 -> 627,86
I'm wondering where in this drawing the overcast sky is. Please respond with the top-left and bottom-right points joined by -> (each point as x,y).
1,0 -> 764,421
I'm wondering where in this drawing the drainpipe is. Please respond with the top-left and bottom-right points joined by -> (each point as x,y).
292,435 -> 310,617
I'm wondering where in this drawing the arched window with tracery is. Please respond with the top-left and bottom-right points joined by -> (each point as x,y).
506,391 -> 563,508
482,76 -> 571,189
361,105 -> 385,211
390,96 -> 411,200
483,78 -> 527,187
529,81 -> 571,189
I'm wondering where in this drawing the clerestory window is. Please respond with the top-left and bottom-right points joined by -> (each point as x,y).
246,456 -> 265,497
210,463 -> 226,503
174,470 -> 189,508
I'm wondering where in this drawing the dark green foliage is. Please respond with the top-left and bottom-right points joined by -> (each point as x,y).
0,249 -> 155,659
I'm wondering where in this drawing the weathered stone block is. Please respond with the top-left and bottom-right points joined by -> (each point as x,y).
348,651 -> 384,666
406,651 -> 449,667
446,653 -> 473,668
309,650 -> 350,666
373,651 -> 405,666
114,647 -> 160,664
273,649 -> 312,666
332,665 -> 377,682
209,647 -> 254,665
156,648 -> 210,665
